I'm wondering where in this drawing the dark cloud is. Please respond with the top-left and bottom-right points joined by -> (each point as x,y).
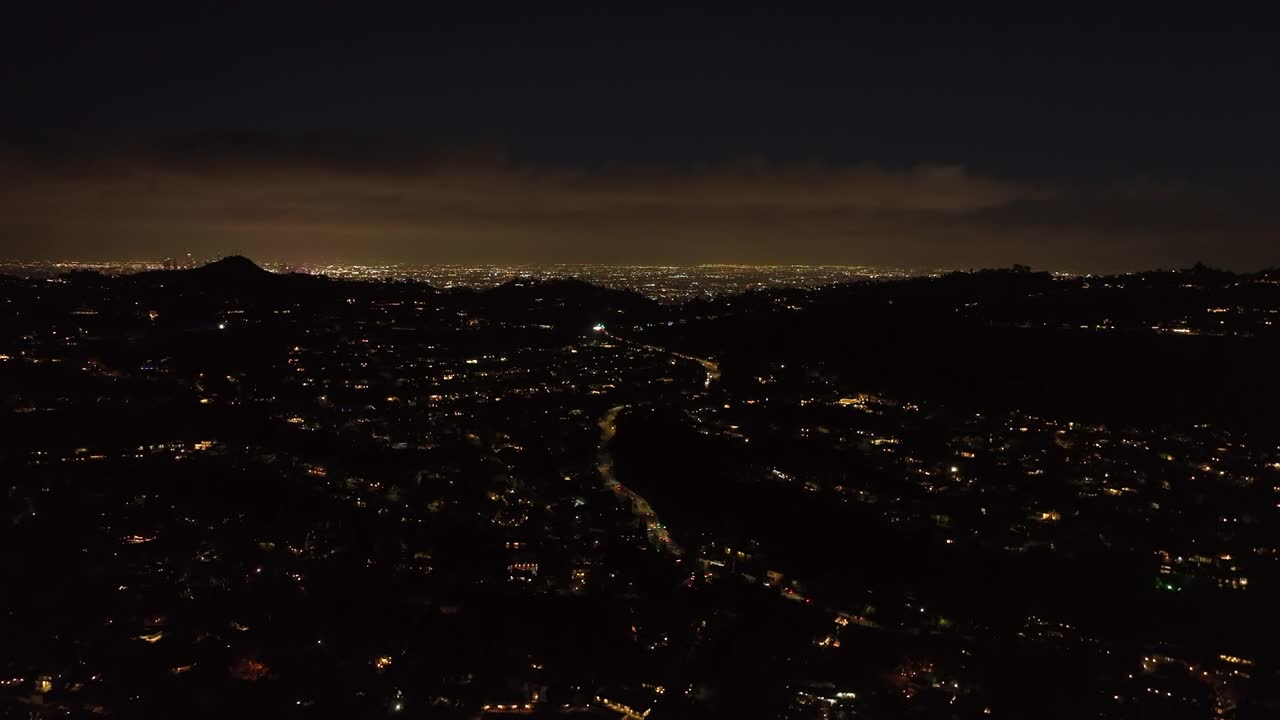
1,139 -> 1276,271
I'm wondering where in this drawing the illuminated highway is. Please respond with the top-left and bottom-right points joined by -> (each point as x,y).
595,325 -> 720,390
596,406 -> 681,556
588,324 -> 721,558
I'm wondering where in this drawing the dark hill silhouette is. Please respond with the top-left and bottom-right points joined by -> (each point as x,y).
132,255 -> 272,283
485,276 -> 656,310
637,266 -> 1280,434
189,255 -> 272,279
115,258 -> 658,328
463,276 -> 660,333
128,255 -> 335,298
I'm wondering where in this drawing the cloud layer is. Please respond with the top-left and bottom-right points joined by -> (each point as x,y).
1,140 -> 1276,271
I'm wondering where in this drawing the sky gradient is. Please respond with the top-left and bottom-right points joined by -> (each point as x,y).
2,6 -> 1278,271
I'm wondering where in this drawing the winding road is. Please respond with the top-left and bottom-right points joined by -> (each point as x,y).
597,405 -> 681,556
592,329 -> 719,558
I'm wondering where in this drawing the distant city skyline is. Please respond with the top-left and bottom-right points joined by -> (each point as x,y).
0,257 -> 938,303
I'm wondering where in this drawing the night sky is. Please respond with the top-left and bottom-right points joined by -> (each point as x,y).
2,6 -> 1278,271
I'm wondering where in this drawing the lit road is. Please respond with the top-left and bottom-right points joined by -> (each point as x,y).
674,351 -> 720,389
597,405 -> 682,556
591,324 -> 713,557
595,327 -> 720,390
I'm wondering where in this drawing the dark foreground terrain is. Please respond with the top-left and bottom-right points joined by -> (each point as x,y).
3,258 -> 1280,718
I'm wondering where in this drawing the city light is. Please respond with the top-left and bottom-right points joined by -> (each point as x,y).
3,254 -> 1274,718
